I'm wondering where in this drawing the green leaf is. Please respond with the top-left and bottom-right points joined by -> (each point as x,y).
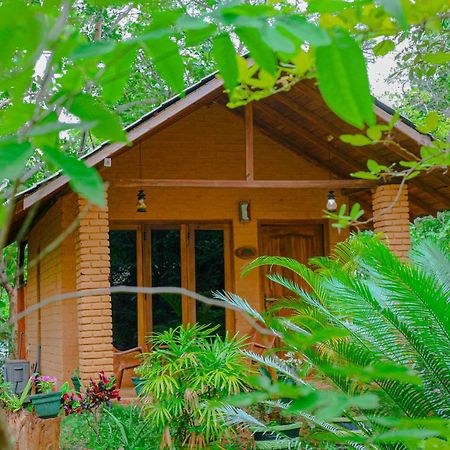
0,139 -> 33,181
100,45 -> 138,104
375,429 -> 439,443
43,146 -> 105,207
0,102 -> 35,136
405,171 -> 421,180
69,94 -> 127,143
417,111 -> 439,134
277,16 -> 330,47
350,202 -> 364,220
262,24 -> 297,54
379,0 -> 408,29
87,0 -> 138,5
367,159 -> 381,173
308,0 -> 371,12
235,27 -> 277,75
373,39 -> 395,56
177,16 -> 217,46
423,52 -> 450,64
212,34 -> 239,91
142,35 -> 185,93
69,40 -> 116,61
366,125 -> 383,140
400,160 -> 419,168
28,121 -> 96,137
291,50 -> 315,76
317,30 -> 375,129
350,392 -> 379,409
340,134 -> 372,146
387,111 -> 400,129
220,4 -> 275,23
351,171 -> 380,179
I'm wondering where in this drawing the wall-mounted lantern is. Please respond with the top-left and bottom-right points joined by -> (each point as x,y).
239,201 -> 251,222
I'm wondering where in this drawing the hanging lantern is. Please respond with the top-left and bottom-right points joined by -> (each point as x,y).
326,190 -> 337,212
136,144 -> 147,213
136,189 -> 147,213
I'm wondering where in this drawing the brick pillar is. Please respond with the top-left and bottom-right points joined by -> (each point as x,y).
372,184 -> 411,258
75,196 -> 113,383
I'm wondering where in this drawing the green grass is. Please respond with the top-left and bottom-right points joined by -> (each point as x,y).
60,403 -> 159,450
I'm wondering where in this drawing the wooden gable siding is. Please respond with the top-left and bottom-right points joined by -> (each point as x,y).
104,103 -> 348,335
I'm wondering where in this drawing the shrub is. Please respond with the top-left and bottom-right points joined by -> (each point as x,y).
62,372 -> 120,446
137,323 -> 251,449
60,403 -> 156,450
219,235 -> 450,448
410,210 -> 450,248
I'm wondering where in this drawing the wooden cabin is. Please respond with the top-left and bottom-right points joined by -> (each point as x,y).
10,75 -> 450,385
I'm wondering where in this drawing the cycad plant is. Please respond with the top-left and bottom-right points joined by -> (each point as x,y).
136,323 -> 252,449
218,236 -> 450,449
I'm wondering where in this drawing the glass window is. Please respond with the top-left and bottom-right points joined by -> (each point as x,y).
194,229 -> 226,337
151,229 -> 182,334
110,230 -> 138,350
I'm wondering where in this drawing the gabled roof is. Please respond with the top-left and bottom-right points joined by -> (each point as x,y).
12,72 -> 449,227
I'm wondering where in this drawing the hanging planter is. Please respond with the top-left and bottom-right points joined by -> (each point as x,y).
30,391 -> 62,419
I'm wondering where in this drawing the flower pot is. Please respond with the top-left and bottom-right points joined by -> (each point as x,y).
280,426 -> 300,439
253,424 -> 301,449
131,377 -> 144,396
30,391 -> 62,419
71,376 -> 81,393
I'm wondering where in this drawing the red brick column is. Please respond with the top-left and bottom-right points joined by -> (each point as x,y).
372,184 -> 411,258
75,196 -> 113,383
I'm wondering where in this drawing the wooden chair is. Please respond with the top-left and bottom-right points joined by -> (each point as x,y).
113,346 -> 143,389
247,327 -> 277,355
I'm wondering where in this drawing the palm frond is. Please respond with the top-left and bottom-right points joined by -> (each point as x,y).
213,290 -> 265,324
241,350 -> 308,385
219,405 -> 266,430
411,239 -> 450,295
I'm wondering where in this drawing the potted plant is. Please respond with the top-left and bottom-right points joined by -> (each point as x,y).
130,375 -> 144,396
138,324 -> 251,448
29,375 -> 61,419
1,374 -> 64,449
0,374 -> 33,413
247,402 -> 302,449
70,368 -> 82,393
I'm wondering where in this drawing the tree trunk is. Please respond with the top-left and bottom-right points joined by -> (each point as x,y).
5,410 -> 61,450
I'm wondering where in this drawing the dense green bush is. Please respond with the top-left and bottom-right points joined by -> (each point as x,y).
137,323 -> 251,449
220,235 -> 450,449
410,210 -> 450,248
60,403 -> 157,450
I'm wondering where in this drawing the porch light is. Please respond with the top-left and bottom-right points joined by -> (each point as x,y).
136,144 -> 147,213
326,191 -> 337,212
239,201 -> 251,222
136,189 -> 147,213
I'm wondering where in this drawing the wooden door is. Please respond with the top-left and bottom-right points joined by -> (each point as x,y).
260,224 -> 325,310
